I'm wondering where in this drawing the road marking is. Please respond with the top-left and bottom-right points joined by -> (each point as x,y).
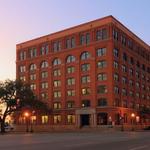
129,145 -> 148,150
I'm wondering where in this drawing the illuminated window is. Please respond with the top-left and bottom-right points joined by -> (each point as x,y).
30,83 -> 36,90
81,75 -> 90,83
41,71 -> 48,79
67,90 -> 75,96
54,102 -> 61,109
19,51 -> 26,60
20,65 -> 26,72
54,115 -> 61,124
41,115 -> 48,124
97,60 -> 107,68
41,82 -> 48,89
67,115 -> 75,124
98,73 -> 107,81
82,88 -> 91,95
54,80 -> 61,87
30,48 -> 37,58
82,100 -> 90,107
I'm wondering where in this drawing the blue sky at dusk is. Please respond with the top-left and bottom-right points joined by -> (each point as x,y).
0,0 -> 150,80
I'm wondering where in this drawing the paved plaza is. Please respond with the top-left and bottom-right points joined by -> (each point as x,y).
0,131 -> 150,150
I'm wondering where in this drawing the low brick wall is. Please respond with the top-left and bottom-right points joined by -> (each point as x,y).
12,124 -> 150,133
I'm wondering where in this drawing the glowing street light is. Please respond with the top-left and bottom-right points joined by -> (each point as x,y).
131,113 -> 135,131
24,112 -> 30,132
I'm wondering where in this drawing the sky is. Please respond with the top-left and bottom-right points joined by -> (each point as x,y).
0,0 -> 150,81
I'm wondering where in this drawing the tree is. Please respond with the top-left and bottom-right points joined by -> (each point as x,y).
0,80 -> 49,133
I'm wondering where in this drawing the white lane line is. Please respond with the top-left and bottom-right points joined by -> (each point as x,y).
129,145 -> 148,150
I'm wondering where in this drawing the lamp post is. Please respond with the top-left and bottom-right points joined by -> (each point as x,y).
131,113 -> 135,131
24,112 -> 30,132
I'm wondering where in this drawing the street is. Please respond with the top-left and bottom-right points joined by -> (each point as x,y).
0,131 -> 150,150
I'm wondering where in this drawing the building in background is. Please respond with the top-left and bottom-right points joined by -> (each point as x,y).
16,16 -> 150,128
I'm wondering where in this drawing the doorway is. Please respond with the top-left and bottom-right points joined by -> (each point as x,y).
97,113 -> 108,125
80,114 -> 90,127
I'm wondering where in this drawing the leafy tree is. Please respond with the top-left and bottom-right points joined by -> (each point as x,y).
0,80 -> 49,133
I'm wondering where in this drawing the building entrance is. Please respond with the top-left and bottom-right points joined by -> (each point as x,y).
80,114 -> 90,126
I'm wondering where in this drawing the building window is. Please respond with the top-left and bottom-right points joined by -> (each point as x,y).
41,71 -> 48,79
20,65 -> 26,73
98,98 -> 107,106
66,55 -> 76,63
19,51 -> 26,60
82,100 -> 90,107
114,86 -> 119,94
41,82 -> 48,89
41,61 -> 48,68
122,77 -> 127,84
53,115 -> 61,124
96,28 -> 107,40
30,74 -> 36,81
129,57 -> 134,65
113,48 -> 119,57
54,102 -> 61,109
114,61 -> 119,69
97,60 -> 107,68
81,63 -> 90,72
41,116 -> 48,124
114,99 -> 121,107
97,48 -> 106,56
81,51 -> 91,60
135,71 -> 140,78
81,75 -> 90,84
30,48 -> 37,58
53,58 -> 61,66
114,73 -> 119,81
129,68 -> 134,76
129,80 -> 134,87
54,91 -> 61,98
20,76 -> 26,81
122,52 -> 127,61
67,66 -> 75,74
71,37 -> 75,48
113,29 -> 119,40
136,82 -> 140,89
67,101 -> 74,108
97,73 -> 107,81
123,100 -> 128,108
67,115 -> 75,124
30,64 -> 37,71
67,78 -> 75,86
53,69 -> 61,76
30,83 -> 36,90
40,44 -> 49,55
122,88 -> 127,96
67,90 -> 75,96
82,88 -> 91,95
41,92 -> 48,100
80,33 -> 90,45
53,41 -> 61,52
54,80 -> 61,87
97,85 -> 107,94
121,35 -> 126,46
122,65 -> 127,73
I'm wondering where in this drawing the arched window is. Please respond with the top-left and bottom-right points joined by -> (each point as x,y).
80,51 -> 90,60
30,64 -> 37,71
66,55 -> 76,63
41,61 -> 48,68
53,58 -> 61,66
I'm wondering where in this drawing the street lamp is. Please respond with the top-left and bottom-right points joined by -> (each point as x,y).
24,112 -> 30,132
131,113 -> 135,131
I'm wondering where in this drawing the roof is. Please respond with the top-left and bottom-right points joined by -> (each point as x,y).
16,15 -> 150,51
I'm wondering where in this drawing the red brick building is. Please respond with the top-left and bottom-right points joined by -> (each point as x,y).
16,16 -> 150,128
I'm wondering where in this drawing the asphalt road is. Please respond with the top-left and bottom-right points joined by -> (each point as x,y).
0,131 -> 150,150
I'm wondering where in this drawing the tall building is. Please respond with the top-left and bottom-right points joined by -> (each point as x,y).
16,16 -> 150,128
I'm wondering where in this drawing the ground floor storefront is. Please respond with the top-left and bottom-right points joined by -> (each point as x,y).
14,107 -> 150,132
